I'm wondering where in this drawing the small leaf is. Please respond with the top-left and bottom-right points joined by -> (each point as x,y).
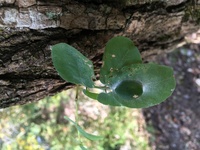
105,63 -> 176,108
51,43 -> 94,88
83,89 -> 121,106
83,89 -> 98,100
64,116 -> 76,124
76,125 -> 103,141
115,80 -> 143,100
97,93 -> 121,106
100,36 -> 142,84
80,145 -> 88,150
64,116 -> 103,141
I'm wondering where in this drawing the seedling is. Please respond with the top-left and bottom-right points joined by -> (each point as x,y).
51,36 -> 176,148
51,36 -> 176,108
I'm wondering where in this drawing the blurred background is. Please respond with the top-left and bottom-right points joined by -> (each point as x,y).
0,88 -> 150,150
0,42 -> 199,150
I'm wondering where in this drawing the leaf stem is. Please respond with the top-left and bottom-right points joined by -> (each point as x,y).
75,85 -> 81,142
94,85 -> 108,90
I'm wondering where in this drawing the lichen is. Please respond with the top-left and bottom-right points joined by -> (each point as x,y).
118,0 -> 158,6
46,12 -> 61,20
183,2 -> 200,24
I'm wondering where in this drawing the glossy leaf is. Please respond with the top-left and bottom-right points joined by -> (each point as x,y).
103,63 -> 176,108
83,89 -> 121,106
100,36 -> 142,84
97,93 -> 121,106
83,89 -> 98,100
64,116 -> 103,141
51,43 -> 94,88
115,80 -> 143,100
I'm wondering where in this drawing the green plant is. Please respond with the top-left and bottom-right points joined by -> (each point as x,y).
51,36 -> 176,148
51,36 -> 176,108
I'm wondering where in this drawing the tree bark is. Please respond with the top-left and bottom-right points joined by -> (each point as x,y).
0,0 -> 199,108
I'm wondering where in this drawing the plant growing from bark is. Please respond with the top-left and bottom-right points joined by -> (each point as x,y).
51,36 -> 176,148
51,36 -> 176,108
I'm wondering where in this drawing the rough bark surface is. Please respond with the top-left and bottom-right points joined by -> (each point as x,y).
0,0 -> 200,108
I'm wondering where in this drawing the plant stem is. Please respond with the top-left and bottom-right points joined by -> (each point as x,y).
75,85 -> 81,142
94,85 -> 108,90
75,86 -> 79,122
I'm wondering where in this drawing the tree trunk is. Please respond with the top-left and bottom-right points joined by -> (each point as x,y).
0,0 -> 199,108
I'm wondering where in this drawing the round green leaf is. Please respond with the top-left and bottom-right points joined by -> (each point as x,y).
51,43 -> 94,88
115,80 -> 143,100
106,63 -> 176,108
83,89 -> 121,106
97,93 -> 122,106
100,36 -> 142,84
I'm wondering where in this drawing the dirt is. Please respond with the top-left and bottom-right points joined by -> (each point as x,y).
143,44 -> 200,150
